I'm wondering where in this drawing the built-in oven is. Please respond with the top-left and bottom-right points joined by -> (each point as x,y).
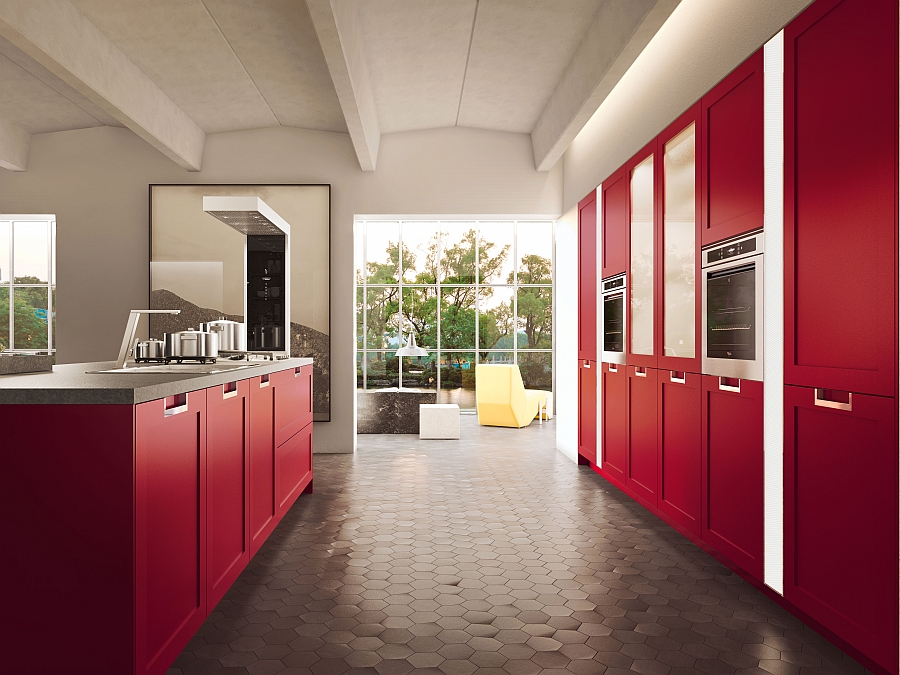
601,273 -> 626,364
701,231 -> 764,381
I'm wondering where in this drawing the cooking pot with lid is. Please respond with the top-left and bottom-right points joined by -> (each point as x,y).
164,329 -> 219,359
201,319 -> 246,352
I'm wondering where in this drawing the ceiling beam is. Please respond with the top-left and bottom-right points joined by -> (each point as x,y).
0,0 -> 205,171
305,0 -> 380,171
0,116 -> 30,171
531,0 -> 681,172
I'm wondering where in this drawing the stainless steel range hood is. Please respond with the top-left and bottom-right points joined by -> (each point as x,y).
202,196 -> 291,236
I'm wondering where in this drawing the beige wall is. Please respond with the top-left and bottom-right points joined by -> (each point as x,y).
0,124 -> 562,453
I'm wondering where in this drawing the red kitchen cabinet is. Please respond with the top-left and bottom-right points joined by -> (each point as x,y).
601,362 -> 628,485
626,139 -> 660,369
701,376 -> 763,579
274,364 -> 313,448
784,0 -> 898,397
601,166 -> 628,279
135,390 -> 207,675
658,105 -> 702,375
276,423 -> 314,517
657,370 -> 701,536
784,385 -> 898,674
1,405 -> 136,675
627,365 -> 658,508
206,380 -> 250,611
578,359 -> 597,464
700,49 -> 764,246
249,374 -> 277,556
578,190 -> 597,361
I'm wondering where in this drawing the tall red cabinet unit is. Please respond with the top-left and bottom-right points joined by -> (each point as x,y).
578,190 -> 598,464
784,0 -> 898,671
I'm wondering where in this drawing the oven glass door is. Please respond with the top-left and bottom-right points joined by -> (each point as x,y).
603,292 -> 624,353
706,262 -> 755,360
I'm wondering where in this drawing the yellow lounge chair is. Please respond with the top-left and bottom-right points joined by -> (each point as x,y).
475,364 -> 553,428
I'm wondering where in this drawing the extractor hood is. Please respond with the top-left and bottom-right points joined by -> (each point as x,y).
203,196 -> 291,236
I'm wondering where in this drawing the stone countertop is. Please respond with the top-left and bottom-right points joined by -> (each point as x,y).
0,358 -> 313,405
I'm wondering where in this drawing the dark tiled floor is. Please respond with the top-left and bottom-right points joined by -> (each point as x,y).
169,416 -> 871,675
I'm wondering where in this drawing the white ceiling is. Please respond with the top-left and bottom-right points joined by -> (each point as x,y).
0,0 -> 681,171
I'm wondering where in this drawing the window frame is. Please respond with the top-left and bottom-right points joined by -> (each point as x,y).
355,219 -> 555,408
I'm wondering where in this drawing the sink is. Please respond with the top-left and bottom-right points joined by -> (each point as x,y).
89,362 -> 265,375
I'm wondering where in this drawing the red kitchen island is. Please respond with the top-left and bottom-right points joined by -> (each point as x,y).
0,358 -> 313,675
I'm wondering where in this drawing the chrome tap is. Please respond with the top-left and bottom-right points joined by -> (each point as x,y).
115,309 -> 181,368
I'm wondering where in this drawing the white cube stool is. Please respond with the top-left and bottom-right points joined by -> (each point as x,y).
419,404 -> 460,439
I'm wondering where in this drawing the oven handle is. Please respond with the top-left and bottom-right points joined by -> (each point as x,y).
718,377 -> 741,393
814,388 -> 852,412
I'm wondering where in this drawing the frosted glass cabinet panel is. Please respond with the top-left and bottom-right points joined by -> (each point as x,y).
630,155 -> 655,356
663,123 -> 696,359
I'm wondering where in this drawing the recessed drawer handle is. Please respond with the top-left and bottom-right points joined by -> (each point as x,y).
583,361 -> 591,369
670,371 -> 686,384
718,377 -> 741,393
295,367 -> 303,377
260,374 -> 270,388
608,364 -> 617,373
164,393 -> 188,417
635,368 -> 647,378
814,388 -> 852,411
223,382 -> 238,399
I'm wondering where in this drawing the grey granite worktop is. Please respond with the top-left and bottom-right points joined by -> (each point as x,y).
0,358 -> 313,405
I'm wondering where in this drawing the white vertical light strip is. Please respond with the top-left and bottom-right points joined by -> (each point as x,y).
595,191 -> 603,468
763,30 -> 785,595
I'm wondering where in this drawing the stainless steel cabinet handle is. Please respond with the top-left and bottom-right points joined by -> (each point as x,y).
164,403 -> 189,417
223,383 -> 238,399
608,364 -> 617,372
583,361 -> 591,368
814,388 -> 852,411
670,372 -> 686,384
635,368 -> 647,378
718,377 -> 740,393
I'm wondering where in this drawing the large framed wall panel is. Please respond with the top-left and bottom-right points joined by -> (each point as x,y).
601,362 -> 628,485
627,365 -> 658,508
601,166 -> 628,279
657,370 -> 701,536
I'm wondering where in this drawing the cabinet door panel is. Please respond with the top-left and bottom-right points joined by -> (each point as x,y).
784,385 -> 898,673
601,167 -> 628,279
601,363 -> 628,484
276,424 -> 313,517
701,376 -> 763,579
657,371 -> 701,535
578,360 -> 597,464
579,191 -> 597,361
659,105 -> 701,374
206,381 -> 250,611
784,0 -> 898,397
701,50 -> 764,246
627,366 -> 658,508
135,390 -> 207,675
273,365 -> 313,448
249,376 -> 276,556
627,140 -> 659,368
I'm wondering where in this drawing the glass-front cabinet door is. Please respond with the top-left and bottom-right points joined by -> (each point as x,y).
660,106 -> 700,372
628,143 -> 657,367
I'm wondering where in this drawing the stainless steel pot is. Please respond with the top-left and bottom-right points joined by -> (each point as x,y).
164,329 -> 219,359
201,320 -> 246,352
135,340 -> 165,360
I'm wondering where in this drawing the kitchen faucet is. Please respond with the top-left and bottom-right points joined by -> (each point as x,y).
115,309 -> 181,368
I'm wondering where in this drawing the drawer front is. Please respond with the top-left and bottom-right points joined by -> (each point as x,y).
276,424 -> 313,518
273,365 -> 313,447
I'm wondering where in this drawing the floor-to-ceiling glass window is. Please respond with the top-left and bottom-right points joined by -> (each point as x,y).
356,219 -> 554,410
